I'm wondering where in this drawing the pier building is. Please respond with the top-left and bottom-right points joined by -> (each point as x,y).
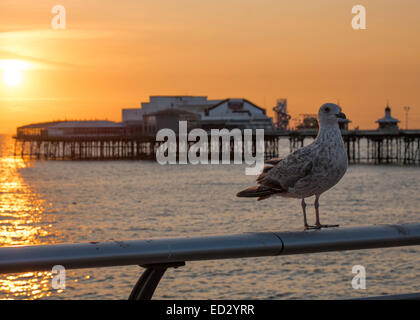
16,120 -> 125,139
122,96 -> 274,132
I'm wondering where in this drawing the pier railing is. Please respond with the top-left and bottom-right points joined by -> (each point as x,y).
1,223 -> 420,299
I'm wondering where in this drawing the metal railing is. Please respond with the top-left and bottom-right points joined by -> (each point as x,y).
1,223 -> 420,299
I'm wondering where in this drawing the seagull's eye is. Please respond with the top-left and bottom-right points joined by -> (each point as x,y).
324,107 -> 330,112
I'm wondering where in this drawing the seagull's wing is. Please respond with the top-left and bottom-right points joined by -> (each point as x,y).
237,145 -> 314,201
257,147 -> 314,191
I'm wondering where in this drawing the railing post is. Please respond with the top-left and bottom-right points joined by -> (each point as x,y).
128,262 -> 185,300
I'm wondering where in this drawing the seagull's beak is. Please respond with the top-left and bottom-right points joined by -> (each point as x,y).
336,112 -> 346,119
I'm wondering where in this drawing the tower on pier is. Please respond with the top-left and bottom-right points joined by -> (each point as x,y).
273,99 -> 291,131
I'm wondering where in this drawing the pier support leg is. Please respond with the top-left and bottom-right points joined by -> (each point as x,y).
128,262 -> 185,300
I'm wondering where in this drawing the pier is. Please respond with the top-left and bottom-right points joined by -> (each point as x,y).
1,223 -> 419,299
13,136 -> 157,160
13,129 -> 420,165
286,129 -> 420,165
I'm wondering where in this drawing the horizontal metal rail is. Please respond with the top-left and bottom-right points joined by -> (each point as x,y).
1,223 -> 420,274
1,223 -> 420,299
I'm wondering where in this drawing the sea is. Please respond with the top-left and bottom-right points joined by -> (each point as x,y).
0,134 -> 419,299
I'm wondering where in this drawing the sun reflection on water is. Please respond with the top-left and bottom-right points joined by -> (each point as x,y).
0,143 -> 57,299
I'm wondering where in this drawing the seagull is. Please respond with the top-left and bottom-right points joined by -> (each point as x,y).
237,103 -> 348,230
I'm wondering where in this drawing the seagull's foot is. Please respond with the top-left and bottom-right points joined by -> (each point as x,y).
315,224 -> 340,229
304,224 -> 318,230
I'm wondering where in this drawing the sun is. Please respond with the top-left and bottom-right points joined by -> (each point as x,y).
0,60 -> 27,87
3,69 -> 22,86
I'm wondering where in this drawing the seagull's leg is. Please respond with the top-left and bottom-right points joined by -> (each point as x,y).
314,194 -> 339,229
302,198 -> 316,230
314,195 -> 321,227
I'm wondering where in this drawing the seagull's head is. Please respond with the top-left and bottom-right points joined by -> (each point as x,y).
318,103 -> 346,127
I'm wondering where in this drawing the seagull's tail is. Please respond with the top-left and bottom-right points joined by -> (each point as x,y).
236,186 -> 279,201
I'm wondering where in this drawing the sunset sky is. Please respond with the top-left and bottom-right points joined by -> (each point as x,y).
1,0 -> 419,133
